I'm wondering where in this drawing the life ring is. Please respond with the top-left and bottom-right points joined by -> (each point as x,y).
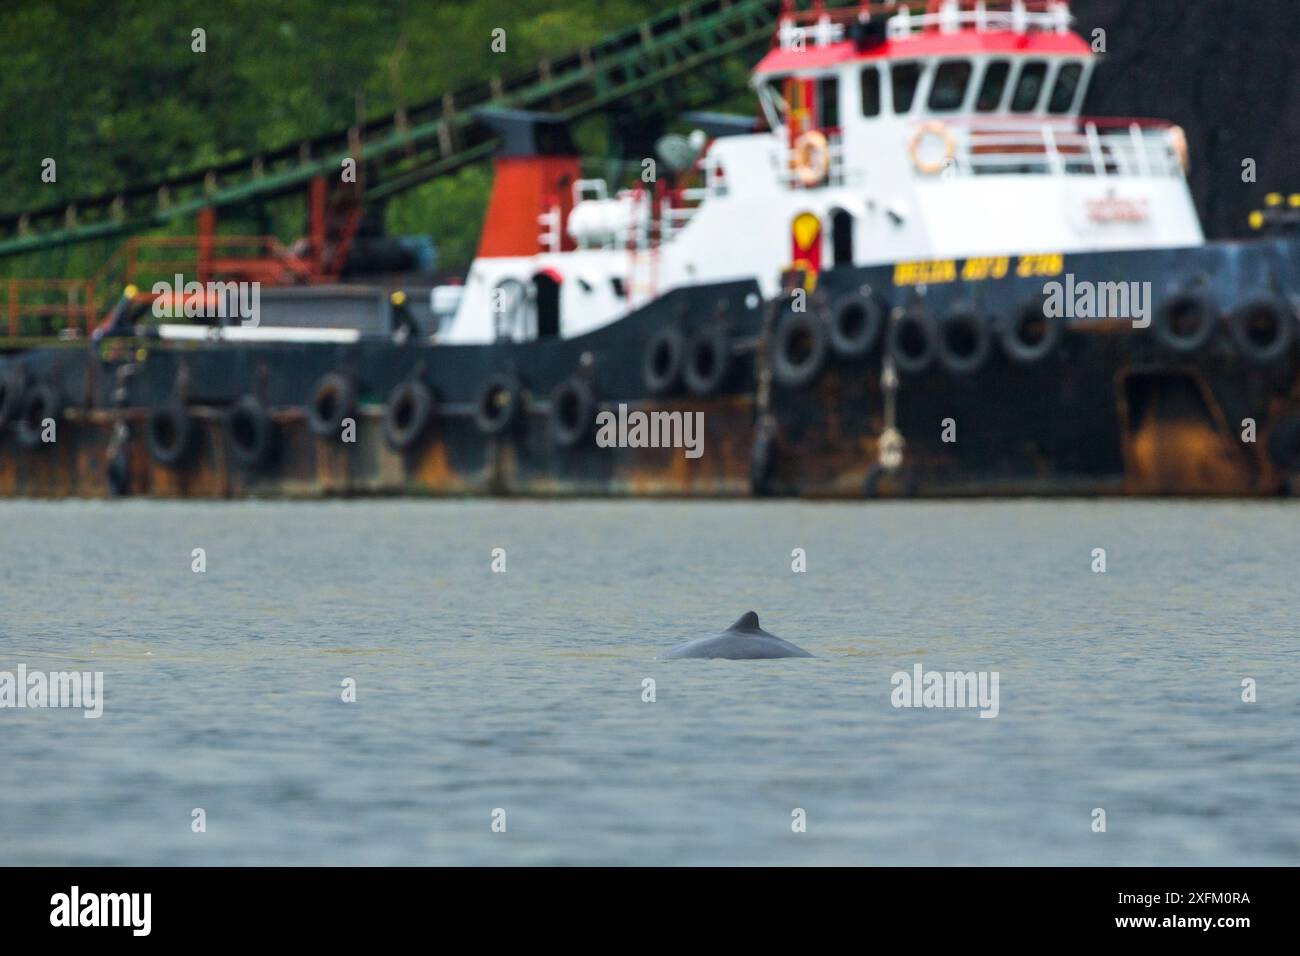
548,376 -> 595,448
642,326 -> 685,395
226,395 -> 276,470
1001,300 -> 1065,364
1169,125 -> 1189,171
15,382 -> 61,448
1228,298 -> 1293,366
683,325 -> 732,396
791,131 -> 831,187
909,121 -> 957,175
383,380 -> 435,450
306,372 -> 355,438
146,402 -> 196,466
474,373 -> 522,435
771,310 -> 828,390
1153,292 -> 1218,355
935,309 -> 992,375
828,289 -> 887,359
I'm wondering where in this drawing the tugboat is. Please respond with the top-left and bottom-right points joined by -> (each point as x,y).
1,0 -> 1298,498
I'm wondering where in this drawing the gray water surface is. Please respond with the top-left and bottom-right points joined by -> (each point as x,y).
1,500 -> 1297,865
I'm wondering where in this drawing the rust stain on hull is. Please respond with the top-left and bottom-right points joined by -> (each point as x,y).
1,360 -> 1297,499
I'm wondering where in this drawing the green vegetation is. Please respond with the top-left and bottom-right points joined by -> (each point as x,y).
0,0 -> 706,279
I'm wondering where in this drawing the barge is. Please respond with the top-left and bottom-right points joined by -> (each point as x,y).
1,0 -> 1298,499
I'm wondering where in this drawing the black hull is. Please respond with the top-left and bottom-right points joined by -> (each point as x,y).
2,238 -> 1298,499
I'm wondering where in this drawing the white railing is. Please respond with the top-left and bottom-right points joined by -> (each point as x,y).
776,1 -> 1072,51
930,120 -> 1184,178
886,0 -> 1072,39
537,205 -> 562,253
776,14 -> 847,51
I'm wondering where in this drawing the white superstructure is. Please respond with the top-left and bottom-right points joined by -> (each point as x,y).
439,0 -> 1203,344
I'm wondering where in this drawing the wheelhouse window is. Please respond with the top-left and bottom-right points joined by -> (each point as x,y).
818,76 -> 840,128
1010,60 -> 1048,112
758,77 -> 790,129
928,60 -> 972,112
860,65 -> 881,117
891,62 -> 922,114
975,60 -> 1010,112
1048,62 -> 1084,114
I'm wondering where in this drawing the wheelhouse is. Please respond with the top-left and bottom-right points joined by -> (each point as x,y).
751,1 -> 1183,184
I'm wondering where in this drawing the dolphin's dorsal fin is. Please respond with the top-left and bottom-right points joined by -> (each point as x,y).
732,611 -> 761,632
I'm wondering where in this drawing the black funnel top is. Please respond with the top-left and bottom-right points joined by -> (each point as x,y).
474,107 -> 577,157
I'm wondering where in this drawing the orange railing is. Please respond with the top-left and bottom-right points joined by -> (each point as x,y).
2,234 -> 327,340
3,279 -> 97,338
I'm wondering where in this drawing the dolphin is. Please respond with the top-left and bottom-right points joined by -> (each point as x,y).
662,612 -> 813,660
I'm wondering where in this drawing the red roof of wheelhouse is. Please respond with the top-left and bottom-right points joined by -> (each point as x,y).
753,29 -> 1092,75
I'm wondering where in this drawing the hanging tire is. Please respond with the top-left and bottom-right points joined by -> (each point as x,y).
1229,298 -> 1293,366
146,403 -> 196,467
828,290 -> 886,359
935,309 -> 992,375
750,424 -> 775,495
107,448 -> 130,496
306,372 -> 355,438
1154,292 -> 1218,354
771,310 -> 828,389
549,376 -> 595,448
15,382 -> 60,448
474,373 -> 522,435
1268,414 -> 1300,472
383,380 -> 434,450
1001,300 -> 1064,364
642,326 -> 685,395
0,366 -> 22,431
227,395 -> 276,469
683,325 -> 731,396
888,312 -> 935,375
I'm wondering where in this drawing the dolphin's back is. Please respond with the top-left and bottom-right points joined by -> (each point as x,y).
662,612 -> 813,660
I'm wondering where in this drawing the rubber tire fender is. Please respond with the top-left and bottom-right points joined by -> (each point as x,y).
1153,292 -> 1218,355
227,395 -> 276,470
146,402 -> 196,466
1229,298 -> 1293,367
16,381 -> 60,448
474,373 -> 523,436
827,290 -> 886,359
683,325 -> 732,397
383,380 -> 435,450
935,309 -> 992,376
1001,300 -> 1065,364
549,376 -> 596,448
306,372 -> 356,438
888,312 -> 936,375
642,326 -> 685,396
771,310 -> 828,390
